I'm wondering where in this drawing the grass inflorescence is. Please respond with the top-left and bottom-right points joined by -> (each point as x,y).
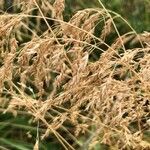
0,0 -> 150,149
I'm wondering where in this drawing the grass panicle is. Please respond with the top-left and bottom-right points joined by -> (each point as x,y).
0,0 -> 149,149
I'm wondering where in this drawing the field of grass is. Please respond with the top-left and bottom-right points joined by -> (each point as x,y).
0,0 -> 150,149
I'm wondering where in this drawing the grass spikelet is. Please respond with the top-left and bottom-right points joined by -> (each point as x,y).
100,18 -> 112,41
53,0 -> 65,20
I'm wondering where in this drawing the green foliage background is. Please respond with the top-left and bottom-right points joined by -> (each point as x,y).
66,0 -> 150,32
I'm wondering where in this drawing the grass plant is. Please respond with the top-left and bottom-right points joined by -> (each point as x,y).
0,0 -> 149,149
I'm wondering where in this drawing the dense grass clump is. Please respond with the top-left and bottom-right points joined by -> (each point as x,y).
0,0 -> 150,149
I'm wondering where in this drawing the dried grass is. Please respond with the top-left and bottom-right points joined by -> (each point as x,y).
0,0 -> 150,149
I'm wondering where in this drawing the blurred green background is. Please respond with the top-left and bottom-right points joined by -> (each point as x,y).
66,0 -> 150,32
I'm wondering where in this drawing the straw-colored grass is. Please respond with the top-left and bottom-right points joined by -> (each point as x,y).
0,0 -> 149,149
